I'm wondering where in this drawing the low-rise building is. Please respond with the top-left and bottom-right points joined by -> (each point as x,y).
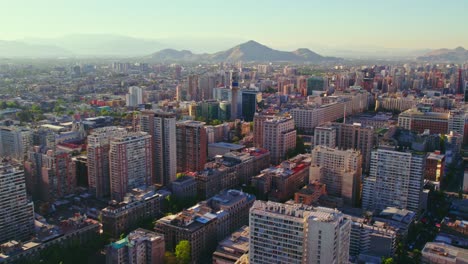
212,226 -> 249,264
101,187 -> 168,238
252,154 -> 311,202
106,228 -> 165,264
155,190 -> 254,262
422,242 -> 468,263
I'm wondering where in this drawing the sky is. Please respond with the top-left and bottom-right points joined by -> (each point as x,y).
1,0 -> 467,50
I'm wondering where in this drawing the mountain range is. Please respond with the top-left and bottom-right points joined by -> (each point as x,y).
417,47 -> 468,62
144,40 -> 339,63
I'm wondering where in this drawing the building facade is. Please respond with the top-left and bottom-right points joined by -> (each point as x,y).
109,132 -> 152,202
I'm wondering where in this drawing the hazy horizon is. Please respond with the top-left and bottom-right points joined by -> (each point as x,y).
2,0 -> 467,51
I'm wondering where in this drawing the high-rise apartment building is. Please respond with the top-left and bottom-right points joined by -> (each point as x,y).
310,146 -> 362,206
253,113 -> 272,149
362,147 -> 426,212
87,126 -> 127,198
109,132 -> 152,201
333,122 -> 375,172
176,121 -> 207,173
125,86 -> 143,107
249,201 -> 351,264
140,111 -> 177,186
0,163 -> 35,243
313,125 -> 336,148
188,74 -> 200,101
106,228 -> 165,264
0,126 -> 32,160
262,117 -> 296,164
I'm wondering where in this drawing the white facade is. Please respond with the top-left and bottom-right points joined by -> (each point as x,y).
0,164 -> 35,243
126,86 -> 143,107
314,125 -> 336,148
363,148 -> 425,212
0,126 -> 32,160
249,201 -> 351,264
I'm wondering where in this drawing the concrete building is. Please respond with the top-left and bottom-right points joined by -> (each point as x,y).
176,121 -> 207,173
362,147 -> 426,212
212,226 -> 249,264
252,154 -> 311,202
87,126 -> 127,198
253,113 -> 273,149
425,151 -> 445,182
106,228 -> 165,264
294,180 -> 327,205
126,86 -> 143,107
109,132 -> 152,202
101,187 -> 167,238
310,146 -> 362,206
249,201 -> 351,264
208,142 -> 245,158
422,242 -> 468,264
155,190 -> 255,262
0,163 -> 34,243
25,147 -> 76,202
313,124 -> 336,148
398,108 -> 449,134
170,175 -> 197,200
140,111 -> 177,187
333,122 -> 375,173
0,126 -> 32,160
263,117 -> 296,164
345,214 -> 397,260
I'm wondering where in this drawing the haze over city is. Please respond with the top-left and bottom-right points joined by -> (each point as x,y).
1,0 -> 467,57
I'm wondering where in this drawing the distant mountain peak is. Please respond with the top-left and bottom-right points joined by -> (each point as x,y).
454,46 -> 465,51
144,40 -> 340,63
418,46 -> 468,62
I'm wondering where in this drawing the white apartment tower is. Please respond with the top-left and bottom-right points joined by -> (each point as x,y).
0,163 -> 35,243
249,201 -> 351,264
362,147 -> 426,212
0,126 -> 32,160
126,86 -> 143,107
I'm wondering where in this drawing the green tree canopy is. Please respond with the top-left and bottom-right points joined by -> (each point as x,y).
175,240 -> 191,264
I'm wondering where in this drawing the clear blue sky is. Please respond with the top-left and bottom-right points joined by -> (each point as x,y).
1,0 -> 467,49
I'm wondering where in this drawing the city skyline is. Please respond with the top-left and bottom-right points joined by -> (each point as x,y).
1,0 -> 467,51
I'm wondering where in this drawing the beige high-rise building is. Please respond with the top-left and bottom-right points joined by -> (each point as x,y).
87,126 -> 127,198
109,132 -> 152,202
140,111 -> 177,187
262,117 -> 296,164
310,146 -> 362,206
249,201 -> 351,264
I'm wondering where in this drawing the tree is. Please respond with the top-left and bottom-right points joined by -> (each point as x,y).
176,173 -> 186,179
295,136 -> 306,154
382,257 -> 394,264
175,240 -> 191,264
